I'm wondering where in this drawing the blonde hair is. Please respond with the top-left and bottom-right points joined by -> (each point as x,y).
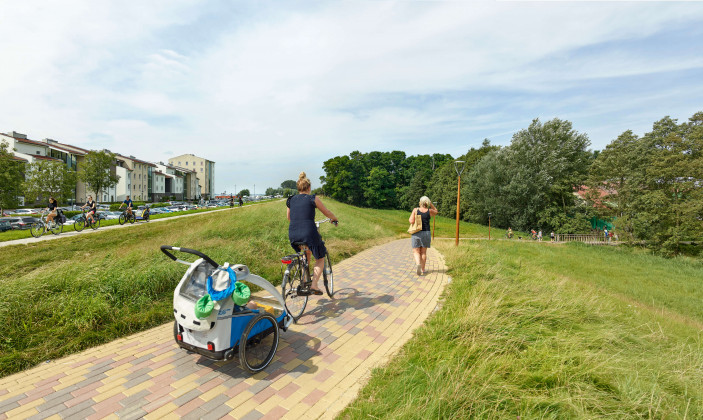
297,172 -> 311,192
419,196 -> 431,208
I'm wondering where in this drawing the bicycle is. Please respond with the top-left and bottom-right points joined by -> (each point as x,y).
74,209 -> 101,232
30,210 -> 63,238
280,218 -> 336,322
118,208 -> 136,225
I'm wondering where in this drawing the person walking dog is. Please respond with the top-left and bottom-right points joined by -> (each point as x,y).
409,196 -> 438,275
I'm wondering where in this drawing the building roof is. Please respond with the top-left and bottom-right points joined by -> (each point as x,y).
15,137 -> 49,148
29,154 -> 61,161
11,156 -> 28,162
48,142 -> 86,156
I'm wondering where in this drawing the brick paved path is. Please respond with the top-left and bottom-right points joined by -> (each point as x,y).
0,239 -> 448,420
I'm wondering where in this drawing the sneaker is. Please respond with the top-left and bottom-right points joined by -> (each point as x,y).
416,264 -> 422,275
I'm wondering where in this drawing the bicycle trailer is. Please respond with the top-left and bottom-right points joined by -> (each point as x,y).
161,245 -> 293,373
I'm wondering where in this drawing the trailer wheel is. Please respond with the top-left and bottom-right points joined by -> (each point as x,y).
239,313 -> 279,373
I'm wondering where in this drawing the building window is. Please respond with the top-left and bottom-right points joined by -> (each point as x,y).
201,162 -> 203,165
200,168 -> 203,172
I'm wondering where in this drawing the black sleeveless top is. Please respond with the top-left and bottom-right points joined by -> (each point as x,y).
417,209 -> 431,231
287,194 -> 324,248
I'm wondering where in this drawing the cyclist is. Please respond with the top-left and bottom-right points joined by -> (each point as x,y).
81,195 -> 98,225
507,227 -> 513,239
46,197 -> 58,227
286,171 -> 338,295
119,195 -> 133,218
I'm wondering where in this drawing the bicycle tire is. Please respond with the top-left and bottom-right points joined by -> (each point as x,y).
239,312 -> 279,374
282,262 -> 308,321
129,213 -> 136,224
49,222 -> 62,235
323,253 -> 334,298
30,222 -> 45,238
118,214 -> 126,225
90,218 -> 100,230
74,218 -> 85,232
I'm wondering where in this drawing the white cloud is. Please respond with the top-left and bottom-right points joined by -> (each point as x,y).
1,1 -> 702,192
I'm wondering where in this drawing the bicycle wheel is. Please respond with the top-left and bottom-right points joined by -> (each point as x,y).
49,222 -> 62,235
129,213 -> 136,224
30,222 -> 45,238
74,218 -> 85,232
239,312 -> 279,374
323,253 -> 334,298
118,214 -> 126,225
281,262 -> 308,321
90,218 -> 100,230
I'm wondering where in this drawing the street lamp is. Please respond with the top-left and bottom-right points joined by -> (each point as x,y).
432,200 -> 439,240
454,160 -> 466,246
488,212 -> 492,240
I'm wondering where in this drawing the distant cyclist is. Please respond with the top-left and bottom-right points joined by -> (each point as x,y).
81,195 -> 97,225
119,195 -> 133,218
46,197 -> 58,227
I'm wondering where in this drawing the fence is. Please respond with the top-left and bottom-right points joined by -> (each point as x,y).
555,233 -> 614,244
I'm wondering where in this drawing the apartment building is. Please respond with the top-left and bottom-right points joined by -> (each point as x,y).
169,166 -> 199,201
115,154 -> 155,202
154,162 -> 186,201
168,154 -> 215,200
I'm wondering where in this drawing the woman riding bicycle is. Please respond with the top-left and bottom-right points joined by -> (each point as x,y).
81,195 -> 97,225
286,172 -> 338,295
46,197 -> 58,227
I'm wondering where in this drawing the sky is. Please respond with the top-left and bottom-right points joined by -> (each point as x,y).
1,1 -> 702,194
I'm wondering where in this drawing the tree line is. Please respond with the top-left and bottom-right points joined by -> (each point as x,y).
320,112 -> 703,255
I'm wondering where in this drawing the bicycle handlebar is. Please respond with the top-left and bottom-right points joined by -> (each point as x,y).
315,218 -> 338,227
160,245 -> 219,268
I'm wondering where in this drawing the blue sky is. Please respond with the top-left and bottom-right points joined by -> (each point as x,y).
1,1 -> 702,194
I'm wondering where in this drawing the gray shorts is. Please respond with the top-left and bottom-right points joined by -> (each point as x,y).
411,231 -> 431,248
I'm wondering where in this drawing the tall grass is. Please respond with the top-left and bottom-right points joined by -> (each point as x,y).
341,240 -> 703,419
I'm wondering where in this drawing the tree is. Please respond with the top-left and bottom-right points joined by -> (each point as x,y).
364,167 -> 396,208
239,189 -> 250,197
280,180 -> 297,190
0,142 -> 25,214
23,160 -> 77,204
79,151 -> 119,202
466,119 -> 591,232
265,187 -> 277,196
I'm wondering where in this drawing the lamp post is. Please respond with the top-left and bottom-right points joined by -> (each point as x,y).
432,201 -> 439,240
454,160 -> 466,246
488,212 -> 492,240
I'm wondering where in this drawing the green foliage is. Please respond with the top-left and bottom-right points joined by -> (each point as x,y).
321,150 -> 453,210
589,112 -> 703,254
467,119 -> 591,231
22,160 -> 77,205
0,142 -> 25,213
78,150 -> 119,200
239,188 -> 250,197
280,179 -> 297,189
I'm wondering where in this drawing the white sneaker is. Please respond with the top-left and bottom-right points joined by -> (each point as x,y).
416,264 -> 422,275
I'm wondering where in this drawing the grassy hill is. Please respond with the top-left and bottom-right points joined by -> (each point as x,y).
341,240 -> 703,419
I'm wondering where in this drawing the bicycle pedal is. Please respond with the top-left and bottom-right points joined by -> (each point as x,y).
296,286 -> 312,296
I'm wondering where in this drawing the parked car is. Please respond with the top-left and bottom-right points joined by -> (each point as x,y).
103,211 -> 121,220
11,209 -> 36,215
4,216 -> 39,230
0,219 -> 13,232
97,204 -> 110,210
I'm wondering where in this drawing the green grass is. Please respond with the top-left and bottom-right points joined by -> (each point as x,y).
0,200 -> 487,377
340,240 -> 703,419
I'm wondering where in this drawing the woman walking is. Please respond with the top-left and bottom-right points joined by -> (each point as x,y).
409,196 -> 438,275
286,172 -> 338,295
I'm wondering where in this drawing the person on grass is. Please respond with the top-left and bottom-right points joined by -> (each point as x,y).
409,196 -> 438,276
286,172 -> 338,295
